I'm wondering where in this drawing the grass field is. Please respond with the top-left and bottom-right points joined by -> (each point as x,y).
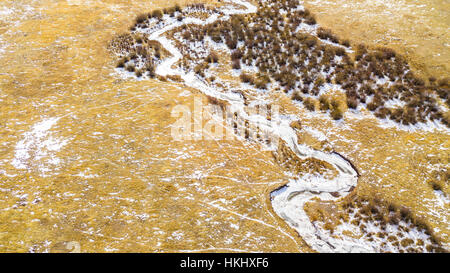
0,0 -> 447,252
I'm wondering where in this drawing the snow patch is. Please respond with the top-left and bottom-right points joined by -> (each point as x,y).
12,118 -> 68,175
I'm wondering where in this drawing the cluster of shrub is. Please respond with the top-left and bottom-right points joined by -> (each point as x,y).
112,33 -> 160,78
130,4 -> 214,31
337,195 -> 446,253
118,0 -> 449,126
113,3 -> 219,77
428,169 -> 448,196
131,4 -> 181,31
179,0 -> 449,125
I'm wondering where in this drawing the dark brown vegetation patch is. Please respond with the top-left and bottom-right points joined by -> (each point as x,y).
114,0 -> 449,126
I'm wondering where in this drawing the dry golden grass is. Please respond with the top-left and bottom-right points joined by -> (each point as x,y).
303,0 -> 450,80
305,191 -> 447,252
0,0 -> 448,253
0,0 -> 310,253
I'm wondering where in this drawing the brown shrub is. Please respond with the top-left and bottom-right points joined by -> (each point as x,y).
167,75 -> 182,82
429,181 -> 443,191
355,44 -> 367,60
346,96 -> 358,109
342,39 -> 351,47
207,96 -> 227,110
305,37 -> 317,48
231,49 -> 243,60
304,97 -> 317,111
378,47 -> 397,59
314,76 -> 325,88
226,37 -> 238,49
240,73 -> 254,83
291,91 -> 303,101
126,64 -> 136,72
135,13 -> 148,24
319,95 -> 331,111
399,207 -> 411,219
116,59 -> 125,68
232,60 -> 241,70
438,78 -> 448,87
206,52 -> 219,63
305,14 -> 316,25
375,107 -> 391,119
331,108 -> 344,120
317,27 -> 339,43
335,47 -> 346,56
253,74 -> 270,89
152,9 -> 163,19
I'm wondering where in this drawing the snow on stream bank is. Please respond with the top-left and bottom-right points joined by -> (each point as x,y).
133,0 -> 365,252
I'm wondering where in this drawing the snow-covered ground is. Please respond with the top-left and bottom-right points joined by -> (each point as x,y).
117,0 -> 373,252
12,118 -> 68,176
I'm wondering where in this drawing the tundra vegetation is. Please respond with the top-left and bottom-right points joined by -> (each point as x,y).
305,193 -> 447,253
107,0 -> 449,252
111,0 -> 449,126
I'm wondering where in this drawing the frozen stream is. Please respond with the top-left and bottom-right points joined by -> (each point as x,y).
142,0 -> 368,252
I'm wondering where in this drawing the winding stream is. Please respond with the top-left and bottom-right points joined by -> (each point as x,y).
140,0 -> 366,252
